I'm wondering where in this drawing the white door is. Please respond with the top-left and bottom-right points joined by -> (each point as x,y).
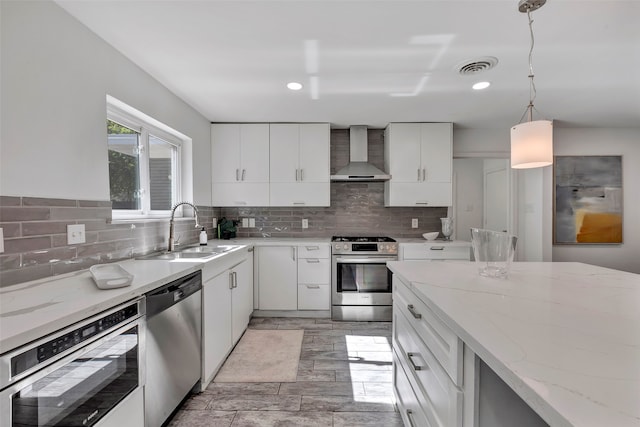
484,159 -> 510,232
202,272 -> 232,385
256,246 -> 297,310
211,124 -> 240,183
231,257 -> 254,344
269,124 -> 299,183
421,123 -> 452,183
299,123 -> 329,182
387,123 -> 421,182
239,124 -> 269,183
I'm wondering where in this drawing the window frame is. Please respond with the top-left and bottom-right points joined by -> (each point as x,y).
107,100 -> 184,220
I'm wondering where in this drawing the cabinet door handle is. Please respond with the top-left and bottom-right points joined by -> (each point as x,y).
293,202 -> 306,206
306,259 -> 320,263
415,202 -> 429,205
407,304 -> 422,319
406,410 -> 417,427
300,169 -> 304,181
407,352 -> 426,371
236,169 -> 240,181
306,284 -> 320,289
292,247 -> 296,261
242,169 -> 246,181
306,246 -> 319,250
430,246 -> 444,251
417,168 -> 421,182
295,169 -> 299,181
422,168 -> 426,181
229,271 -> 234,289
233,271 -> 238,288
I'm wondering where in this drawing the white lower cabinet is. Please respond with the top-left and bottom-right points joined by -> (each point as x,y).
255,246 -> 298,310
255,244 -> 331,312
393,274 -> 468,427
201,250 -> 253,389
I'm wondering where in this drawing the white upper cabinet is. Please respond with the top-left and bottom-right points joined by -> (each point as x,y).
269,123 -> 330,206
211,123 -> 270,206
384,123 -> 453,207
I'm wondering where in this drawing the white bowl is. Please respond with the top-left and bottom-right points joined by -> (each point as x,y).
422,232 -> 439,241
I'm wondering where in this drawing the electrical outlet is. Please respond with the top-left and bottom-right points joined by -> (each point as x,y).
302,219 -> 309,229
0,228 -> 4,253
411,218 -> 418,228
67,224 -> 86,245
249,218 -> 255,228
212,217 -> 217,228
242,218 -> 249,228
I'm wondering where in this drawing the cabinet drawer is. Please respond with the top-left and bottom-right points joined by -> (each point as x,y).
298,284 -> 330,310
394,307 -> 462,427
298,258 -> 330,284
297,244 -> 330,259
401,243 -> 470,260
394,276 -> 463,385
394,350 -> 433,427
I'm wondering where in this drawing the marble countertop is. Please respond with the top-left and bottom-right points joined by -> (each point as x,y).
0,243 -> 249,354
387,261 -> 640,427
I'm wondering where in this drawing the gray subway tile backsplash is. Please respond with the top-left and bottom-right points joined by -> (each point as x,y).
0,129 -> 447,286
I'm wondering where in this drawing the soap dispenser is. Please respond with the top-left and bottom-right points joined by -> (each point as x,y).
199,227 -> 208,245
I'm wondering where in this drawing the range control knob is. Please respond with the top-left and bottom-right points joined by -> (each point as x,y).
343,244 -> 349,250
334,244 -> 341,250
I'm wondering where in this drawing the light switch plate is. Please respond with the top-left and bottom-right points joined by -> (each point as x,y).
242,218 -> 249,228
67,224 -> 86,245
0,228 -> 4,253
302,219 -> 309,229
411,218 -> 418,228
249,218 -> 255,228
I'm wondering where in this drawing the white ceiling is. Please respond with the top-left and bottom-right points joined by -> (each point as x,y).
56,0 -> 640,130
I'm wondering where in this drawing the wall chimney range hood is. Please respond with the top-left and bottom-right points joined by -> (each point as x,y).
330,126 -> 391,181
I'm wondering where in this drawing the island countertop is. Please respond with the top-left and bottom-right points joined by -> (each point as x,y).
387,261 -> 640,427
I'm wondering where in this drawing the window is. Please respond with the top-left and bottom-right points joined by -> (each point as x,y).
107,98 -> 185,219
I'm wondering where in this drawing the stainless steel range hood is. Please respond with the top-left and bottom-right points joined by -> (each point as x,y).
330,126 -> 391,181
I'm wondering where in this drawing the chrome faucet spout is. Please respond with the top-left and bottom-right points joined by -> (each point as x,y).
168,202 -> 200,252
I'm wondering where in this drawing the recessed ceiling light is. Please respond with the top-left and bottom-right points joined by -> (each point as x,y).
472,81 -> 491,90
287,82 -> 303,91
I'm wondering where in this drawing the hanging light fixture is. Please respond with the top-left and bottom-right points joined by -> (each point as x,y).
510,0 -> 553,169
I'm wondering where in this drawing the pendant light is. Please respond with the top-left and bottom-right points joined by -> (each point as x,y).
510,0 -> 553,169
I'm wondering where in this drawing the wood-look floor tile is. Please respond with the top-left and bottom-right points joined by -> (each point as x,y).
296,369 -> 336,382
179,393 -> 214,410
301,342 -> 335,352
334,342 -> 392,352
204,383 -> 280,395
300,395 -> 396,412
300,349 -> 350,360
278,381 -> 365,396
335,369 -> 393,383
167,410 -> 236,427
206,394 -> 301,411
313,360 -> 393,371
362,382 -> 395,397
333,411 -> 404,427
230,410 -> 333,427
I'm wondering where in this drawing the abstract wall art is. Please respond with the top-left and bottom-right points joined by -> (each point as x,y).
554,155 -> 623,244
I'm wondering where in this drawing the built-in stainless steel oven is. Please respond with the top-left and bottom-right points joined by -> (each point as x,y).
331,236 -> 397,321
0,298 -> 145,427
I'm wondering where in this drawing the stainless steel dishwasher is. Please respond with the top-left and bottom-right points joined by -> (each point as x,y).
144,270 -> 202,427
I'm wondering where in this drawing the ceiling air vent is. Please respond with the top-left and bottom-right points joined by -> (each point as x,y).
456,56 -> 498,75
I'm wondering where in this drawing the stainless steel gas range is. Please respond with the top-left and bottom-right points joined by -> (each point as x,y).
331,236 -> 398,321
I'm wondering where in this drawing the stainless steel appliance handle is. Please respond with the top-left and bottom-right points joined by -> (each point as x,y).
406,410 -> 417,427
407,304 -> 422,319
334,257 -> 397,263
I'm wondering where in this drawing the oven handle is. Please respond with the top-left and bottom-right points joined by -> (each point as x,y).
334,257 -> 397,263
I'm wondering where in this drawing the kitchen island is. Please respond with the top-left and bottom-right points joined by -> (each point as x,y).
387,261 -> 640,427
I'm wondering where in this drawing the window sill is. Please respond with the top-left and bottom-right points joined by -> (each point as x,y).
109,217 -> 196,225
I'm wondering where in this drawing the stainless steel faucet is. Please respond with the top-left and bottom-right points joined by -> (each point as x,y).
168,202 -> 200,252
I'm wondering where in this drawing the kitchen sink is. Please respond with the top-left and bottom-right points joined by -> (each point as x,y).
136,244 -> 240,260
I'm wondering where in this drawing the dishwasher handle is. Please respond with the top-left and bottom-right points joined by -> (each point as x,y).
146,270 -> 202,318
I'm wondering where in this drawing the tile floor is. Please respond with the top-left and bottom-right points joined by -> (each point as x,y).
168,317 -> 403,427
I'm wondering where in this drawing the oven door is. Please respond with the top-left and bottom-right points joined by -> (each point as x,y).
1,319 -> 143,427
332,256 -> 396,305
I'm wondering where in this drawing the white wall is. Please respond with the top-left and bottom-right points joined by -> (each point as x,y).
551,128 -> 640,273
453,158 -> 484,241
0,0 -> 212,205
